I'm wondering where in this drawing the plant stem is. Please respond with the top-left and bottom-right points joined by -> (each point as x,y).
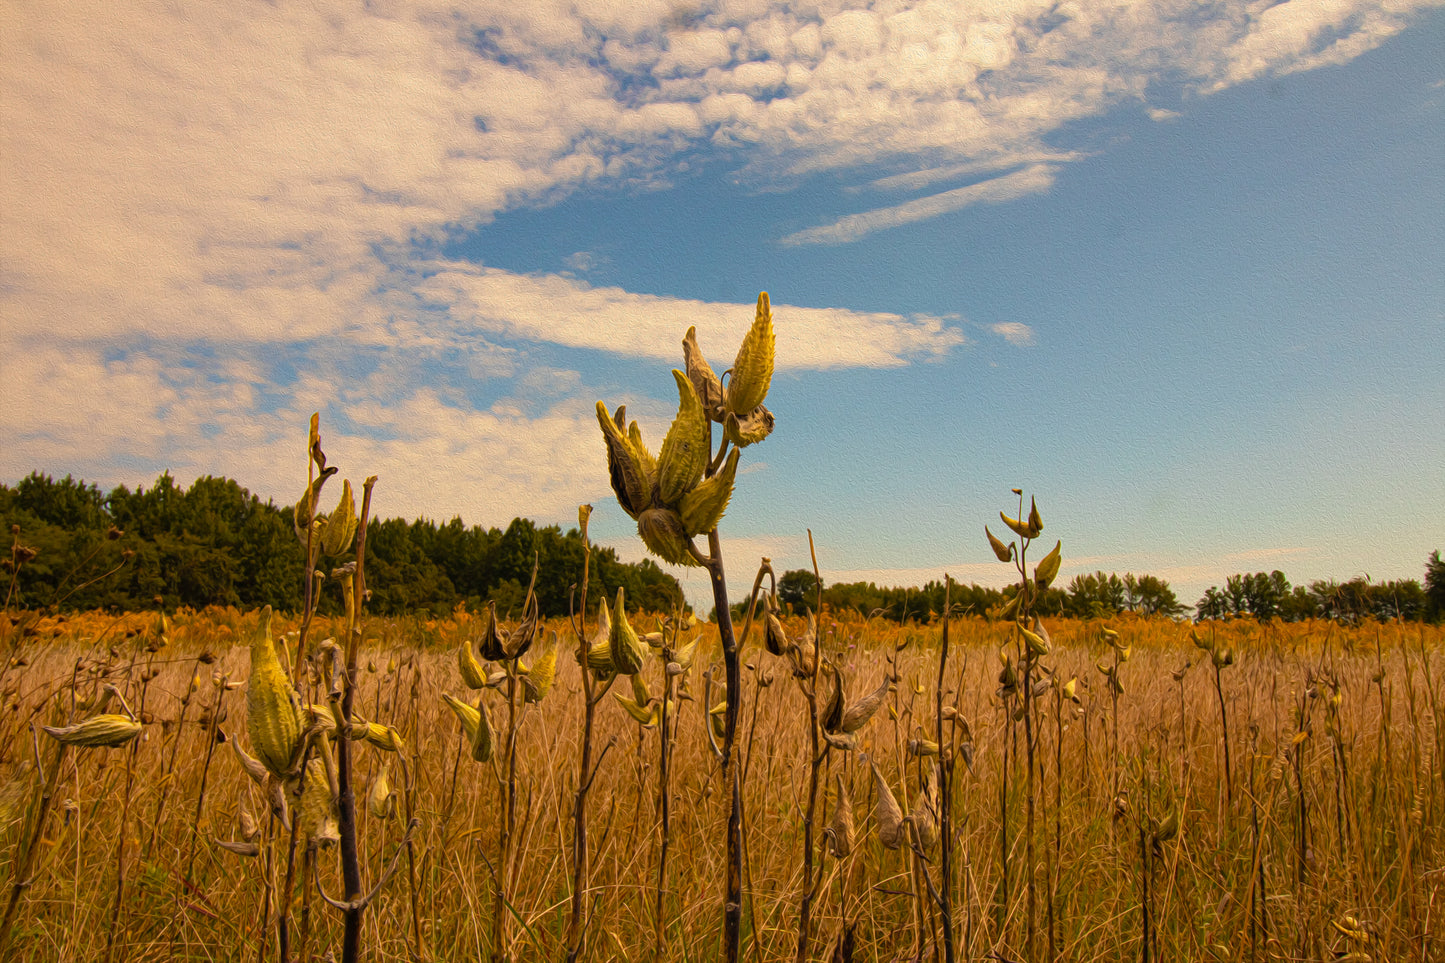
705,527 -> 743,963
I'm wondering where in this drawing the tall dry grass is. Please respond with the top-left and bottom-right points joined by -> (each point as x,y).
0,608 -> 1440,962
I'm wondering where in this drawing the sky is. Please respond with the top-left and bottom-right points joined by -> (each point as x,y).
3,0 -> 1443,615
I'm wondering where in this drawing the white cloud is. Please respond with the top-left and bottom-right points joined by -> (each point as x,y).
780,165 -> 1059,246
415,265 -> 966,368
990,322 -> 1036,347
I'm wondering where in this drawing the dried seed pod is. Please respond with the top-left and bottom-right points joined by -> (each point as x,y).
764,611 -> 791,657
907,738 -> 940,757
824,772 -> 854,858
247,607 -> 303,779
292,468 -> 338,546
615,692 -> 659,727
42,714 -> 142,748
232,739 -> 269,785
682,325 -> 725,415
596,402 -> 652,519
909,767 -> 939,851
708,701 -> 727,742
353,722 -> 403,753
212,838 -> 260,858
239,808 -> 260,843
609,588 -> 647,676
840,674 -> 891,734
368,762 -> 397,821
657,370 -> 709,506
300,758 -> 339,848
722,405 -> 774,448
1026,497 -> 1043,536
477,601 -> 506,663
870,760 -> 906,850
727,292 -> 775,415
637,507 -> 699,567
679,448 -> 739,538
470,697 -> 495,763
820,665 -> 845,734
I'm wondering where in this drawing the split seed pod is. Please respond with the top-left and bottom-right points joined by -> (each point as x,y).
300,758 -> 339,848
522,640 -> 558,704
596,402 -> 653,519
368,762 -> 397,820
247,606 -> 303,779
682,326 -> 725,415
839,674 -> 891,734
318,478 -> 358,556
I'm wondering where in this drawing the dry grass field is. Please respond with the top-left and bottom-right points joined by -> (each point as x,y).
0,607 -> 1440,962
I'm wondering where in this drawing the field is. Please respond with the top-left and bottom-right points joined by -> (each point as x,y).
0,607 -> 1440,962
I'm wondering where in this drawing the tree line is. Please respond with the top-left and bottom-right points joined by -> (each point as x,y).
761,557 -> 1444,625
1,472 -> 681,617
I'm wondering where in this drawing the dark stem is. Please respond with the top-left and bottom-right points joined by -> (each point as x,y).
706,527 -> 742,963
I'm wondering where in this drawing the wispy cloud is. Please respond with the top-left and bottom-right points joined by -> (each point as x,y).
779,165 -> 1059,246
990,322 -> 1036,347
416,265 -> 965,369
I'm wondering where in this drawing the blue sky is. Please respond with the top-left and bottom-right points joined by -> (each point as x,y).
3,0 -> 1442,613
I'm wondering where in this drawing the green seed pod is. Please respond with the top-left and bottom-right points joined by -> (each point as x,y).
985,526 -> 1013,563
728,292 -> 775,415
637,507 -> 698,567
247,606 -> 303,779
615,692 -> 658,727
596,402 -> 652,519
442,693 -> 480,745
522,641 -> 557,704
42,713 -> 142,748
682,326 -> 725,417
1021,622 -> 1051,659
458,634 -> 487,690
1026,497 -> 1043,537
292,467 -> 338,547
657,370 -> 709,506
318,478 -> 357,556
470,697 -> 495,763
610,588 -> 647,676
680,448 -> 739,538
1034,540 -> 1062,590
722,405 -> 774,448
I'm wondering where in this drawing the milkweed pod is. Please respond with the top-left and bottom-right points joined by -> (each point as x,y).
442,693 -> 480,745
239,808 -> 260,843
1026,496 -> 1042,537
679,448 -> 739,537
820,664 -> 845,733
43,714 -> 142,748
358,722 -> 403,753
597,402 -> 652,519
610,588 -> 647,676
993,592 -> 1021,622
630,670 -> 652,707
708,701 -> 728,741
637,507 -> 699,567
232,739 -> 269,785
1153,808 -> 1179,844
292,468 -> 337,546
728,292 -> 775,415
458,635 -> 487,690
672,636 -> 698,671
1190,628 -> 1212,652
212,838 -> 261,858
300,758 -> 339,848
470,697 -> 495,763
477,601 -> 506,663
247,606 -> 303,779
1034,540 -> 1062,590
522,642 -> 557,704
318,478 -> 357,556
682,326 -> 725,415
657,370 -> 709,506
1213,647 -> 1234,668
909,769 -> 939,851
825,772 -> 854,858
1000,511 -> 1032,540
841,674 -> 891,733
723,405 -> 774,448
764,611 -> 791,656
1062,677 -> 1079,703
908,738 -> 940,757
368,762 -> 397,820
985,526 -> 1013,563
615,692 -> 658,727
870,760 -> 906,850
627,419 -> 658,484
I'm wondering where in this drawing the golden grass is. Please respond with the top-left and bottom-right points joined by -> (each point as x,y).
0,609 -> 1440,962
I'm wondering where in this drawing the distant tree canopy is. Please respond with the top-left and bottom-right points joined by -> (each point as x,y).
1,472 -> 681,616
1194,568 -> 1433,624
